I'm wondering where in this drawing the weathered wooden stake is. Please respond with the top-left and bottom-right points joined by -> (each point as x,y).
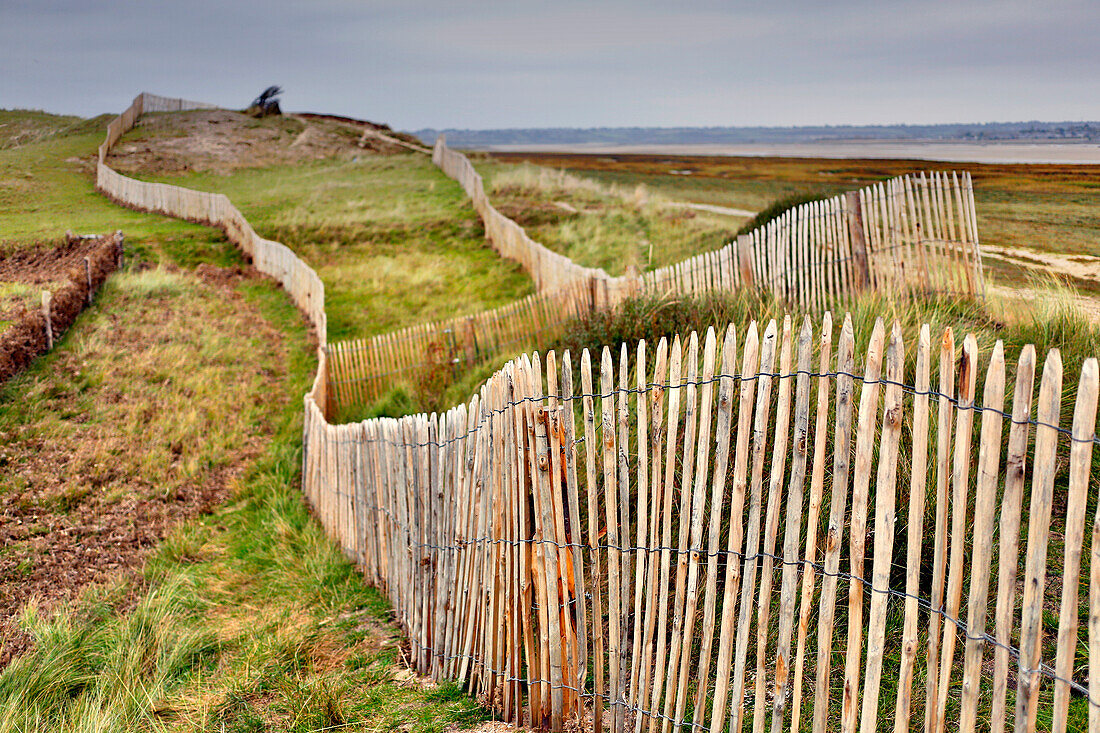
84,256 -> 93,304
41,291 -> 53,349
736,234 -> 754,288
845,191 -> 871,290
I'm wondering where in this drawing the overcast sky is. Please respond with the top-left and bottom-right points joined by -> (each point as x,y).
2,0 -> 1097,130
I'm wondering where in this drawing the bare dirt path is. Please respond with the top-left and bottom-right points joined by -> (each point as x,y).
980,243 -> 1100,323
982,244 -> 1100,288
666,201 -> 756,217
0,264 -> 289,665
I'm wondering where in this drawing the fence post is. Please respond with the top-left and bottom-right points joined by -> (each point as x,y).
41,291 -> 53,350
736,234 -> 754,288
589,276 -> 601,312
84,257 -> 93,304
845,191 -> 871,290
117,230 -> 125,269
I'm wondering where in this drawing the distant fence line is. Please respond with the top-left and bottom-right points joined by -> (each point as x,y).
327,142 -> 985,412
90,94 -> 1100,733
96,93 -> 327,347
431,137 -> 986,309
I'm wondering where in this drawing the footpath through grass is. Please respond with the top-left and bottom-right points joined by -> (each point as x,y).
109,125 -> 535,343
0,115 -> 230,265
0,263 -> 490,732
0,109 -> 492,731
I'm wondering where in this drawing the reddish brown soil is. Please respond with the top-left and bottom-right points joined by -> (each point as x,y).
0,235 -> 122,384
0,238 -> 105,283
0,262 -> 283,666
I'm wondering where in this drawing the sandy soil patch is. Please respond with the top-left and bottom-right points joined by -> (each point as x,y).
107,109 -> 417,176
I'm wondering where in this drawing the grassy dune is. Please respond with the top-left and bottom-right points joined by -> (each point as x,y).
109,122 -> 535,342
0,111 -> 492,731
476,158 -> 748,276
488,152 -> 1100,289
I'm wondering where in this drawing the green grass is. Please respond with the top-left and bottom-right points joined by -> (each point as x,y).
486,152 -> 1100,288
0,113 -> 234,264
109,143 -> 535,342
0,264 -> 491,731
476,159 -> 748,276
0,108 -> 495,731
0,109 -> 83,149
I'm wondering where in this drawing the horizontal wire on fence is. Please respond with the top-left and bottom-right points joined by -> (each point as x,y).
316,366 -> 1099,451
349,490 -> 1095,711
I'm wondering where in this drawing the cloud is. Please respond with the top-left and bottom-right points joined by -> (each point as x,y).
0,0 -> 1096,128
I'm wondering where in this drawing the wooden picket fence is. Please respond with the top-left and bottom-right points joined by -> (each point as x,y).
329,148 -> 986,415
95,93 -> 1100,733
96,92 -> 328,346
326,277 -> 597,408
431,137 -> 986,309
305,316 -> 1099,733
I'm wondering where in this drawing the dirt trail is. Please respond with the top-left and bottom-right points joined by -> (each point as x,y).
982,244 -> 1100,288
666,201 -> 756,218
980,244 -> 1100,323
0,264 -> 289,665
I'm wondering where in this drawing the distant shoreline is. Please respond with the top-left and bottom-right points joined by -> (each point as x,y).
470,141 -> 1100,165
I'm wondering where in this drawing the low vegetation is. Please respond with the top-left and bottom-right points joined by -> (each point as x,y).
489,152 -> 1100,293
109,116 -> 535,342
0,263 -> 491,731
0,109 -> 492,730
479,160 -> 748,276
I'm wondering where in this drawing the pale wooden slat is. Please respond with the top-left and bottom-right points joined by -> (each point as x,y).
1015,349 -> 1063,732
1051,358 -> 1099,733
561,352 -> 589,717
647,335 -> 683,733
990,345 -> 1036,733
790,311 -> 833,733
690,324 -> 738,726
811,314 -> 856,733
839,318 -> 887,733
727,319 -> 780,733
770,317 -> 814,732
751,316 -> 794,733
629,341 -> 649,713
580,349 -> 604,733
670,328 -> 718,728
636,338 -> 670,733
892,324 -> 932,732
923,327 -> 956,732
705,321 -> 760,733
957,341 -> 1007,733
932,334 -> 979,733
661,332 -> 701,733
858,322 -> 906,733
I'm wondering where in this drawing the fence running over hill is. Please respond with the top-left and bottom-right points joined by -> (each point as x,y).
94,94 -> 1100,733
326,277 -> 599,408
431,138 -> 986,309
96,93 -> 327,347
329,142 -> 986,411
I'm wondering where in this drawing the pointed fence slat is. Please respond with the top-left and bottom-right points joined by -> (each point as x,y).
99,93 -> 1099,733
